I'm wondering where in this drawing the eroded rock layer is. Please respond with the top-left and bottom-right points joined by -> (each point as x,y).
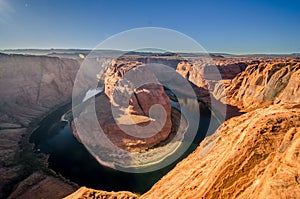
142,104 -> 300,199
68,57 -> 300,199
1,53 -> 300,199
215,58 -> 300,111
64,187 -> 138,199
0,54 -> 80,198
73,60 -> 172,152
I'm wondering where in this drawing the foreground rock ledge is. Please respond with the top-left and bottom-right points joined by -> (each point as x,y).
72,60 -> 172,152
68,104 -> 300,199
64,187 -> 138,199
141,104 -> 300,199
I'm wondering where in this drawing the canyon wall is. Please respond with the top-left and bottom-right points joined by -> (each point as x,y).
214,58 -> 300,111
142,103 -> 300,199
73,60 -> 173,152
0,53 -> 81,198
0,53 -> 81,126
141,58 -> 300,199
68,57 -> 300,199
1,54 -> 299,199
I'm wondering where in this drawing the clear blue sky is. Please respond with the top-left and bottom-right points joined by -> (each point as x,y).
0,0 -> 299,54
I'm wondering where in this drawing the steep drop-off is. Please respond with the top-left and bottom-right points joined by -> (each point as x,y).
142,104 -> 300,199
0,53 -> 82,198
214,58 -> 300,111
67,57 -> 300,199
143,57 -> 300,198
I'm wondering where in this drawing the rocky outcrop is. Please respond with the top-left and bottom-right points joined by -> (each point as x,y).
2,53 -> 300,199
0,54 -> 81,126
175,58 -> 252,120
73,60 -> 173,152
214,58 -> 300,111
105,60 -> 171,118
7,172 -> 76,199
142,104 -> 300,199
176,59 -> 249,91
68,57 -> 300,199
64,187 -> 138,199
68,103 -> 300,199
0,54 -> 80,198
140,58 -> 300,198
176,61 -> 207,88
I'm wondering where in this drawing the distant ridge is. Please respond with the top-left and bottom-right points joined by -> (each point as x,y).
0,49 -> 299,58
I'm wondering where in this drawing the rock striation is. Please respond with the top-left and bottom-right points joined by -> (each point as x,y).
0,53 -> 80,198
214,58 -> 300,111
64,187 -> 138,199
176,58 -> 249,91
142,104 -> 300,199
68,57 -> 300,199
0,53 -> 81,126
1,53 -> 300,199
73,60 -> 173,152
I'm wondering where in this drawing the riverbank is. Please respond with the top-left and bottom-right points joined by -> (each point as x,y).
1,101 -> 79,199
29,93 -> 218,194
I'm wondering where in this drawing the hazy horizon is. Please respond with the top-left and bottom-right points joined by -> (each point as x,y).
1,48 -> 299,56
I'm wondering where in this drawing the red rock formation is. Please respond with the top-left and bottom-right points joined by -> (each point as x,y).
73,60 -> 172,152
2,53 -> 299,199
64,187 -> 138,199
215,58 -> 300,111
176,59 -> 249,91
7,172 -> 77,199
141,104 -> 300,199
68,57 -> 300,199
176,61 -> 207,88
108,61 -> 171,151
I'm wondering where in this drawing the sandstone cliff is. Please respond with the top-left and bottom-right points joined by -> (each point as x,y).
141,57 -> 300,198
71,104 -> 300,199
142,104 -> 300,199
0,53 -> 80,126
68,57 -> 300,199
73,60 -> 173,152
64,187 -> 138,199
1,53 -> 299,199
176,58 -> 249,90
214,58 -> 300,111
0,53 -> 81,198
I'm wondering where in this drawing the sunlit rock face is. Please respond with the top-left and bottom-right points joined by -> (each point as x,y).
141,58 -> 300,199
175,58 -> 252,120
73,60 -> 173,152
142,104 -> 300,199
176,58 -> 249,91
67,57 -> 300,199
64,187 -> 138,199
176,61 -> 208,89
214,58 -> 300,111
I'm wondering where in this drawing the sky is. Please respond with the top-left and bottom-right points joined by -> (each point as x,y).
0,0 -> 299,54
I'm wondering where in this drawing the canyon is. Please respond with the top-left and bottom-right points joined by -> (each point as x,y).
0,52 -> 299,198
0,53 -> 81,198
72,59 -> 173,152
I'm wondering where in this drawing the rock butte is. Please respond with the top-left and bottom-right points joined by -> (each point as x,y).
72,60 -> 172,152
0,52 -> 299,198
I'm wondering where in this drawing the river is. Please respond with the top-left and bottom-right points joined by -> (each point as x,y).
30,89 -> 220,194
